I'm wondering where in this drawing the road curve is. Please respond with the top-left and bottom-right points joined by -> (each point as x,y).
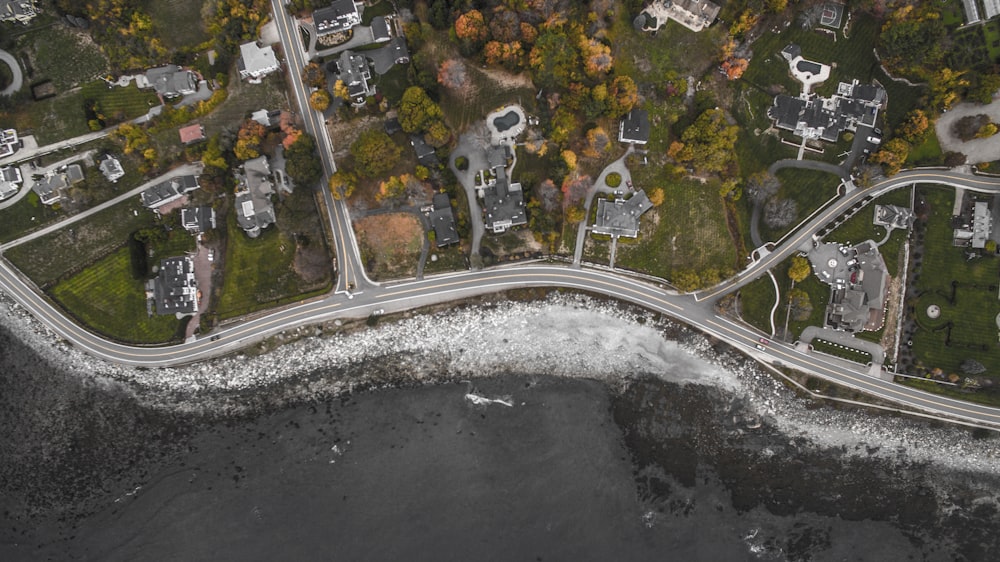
0,49 -> 23,96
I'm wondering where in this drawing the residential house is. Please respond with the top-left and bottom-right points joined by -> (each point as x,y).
807,241 -> 888,333
144,65 -> 198,98
962,0 -> 982,25
618,109 -> 650,145
65,164 -> 84,185
0,0 -> 38,24
428,192 -> 459,246
986,0 -> 1000,21
482,151 -> 526,234
140,175 -> 200,210
592,191 -> 653,238
251,108 -> 282,128
234,156 -> 276,238
768,79 -> 886,143
0,165 -> 21,199
334,50 -> 374,106
314,0 -> 361,36
33,172 -> 68,205
99,155 -> 125,183
181,206 -> 217,234
0,129 -> 19,158
954,200 -> 993,249
238,41 -> 280,81
371,16 -> 391,43
179,123 -> 206,145
639,0 -> 720,33
150,256 -> 198,316
410,135 -> 439,167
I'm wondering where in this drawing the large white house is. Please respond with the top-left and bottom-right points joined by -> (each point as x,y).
238,41 -> 280,82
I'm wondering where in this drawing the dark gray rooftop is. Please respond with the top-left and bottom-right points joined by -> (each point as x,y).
483,167 -> 526,233
429,192 -> 459,246
181,206 -> 217,234
371,15 -> 391,42
593,190 -> 653,238
153,256 -> 197,315
314,0 -> 361,35
140,175 -> 200,209
619,109 -> 650,144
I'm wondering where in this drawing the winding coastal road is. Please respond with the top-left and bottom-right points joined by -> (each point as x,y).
3,4 -> 1000,430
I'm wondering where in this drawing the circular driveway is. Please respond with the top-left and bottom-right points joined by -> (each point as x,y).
0,49 -> 23,96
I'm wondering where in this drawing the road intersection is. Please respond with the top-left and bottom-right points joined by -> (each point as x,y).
4,3 -> 1000,429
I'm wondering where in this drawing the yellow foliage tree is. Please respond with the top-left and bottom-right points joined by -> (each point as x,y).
648,187 -> 665,206
561,149 -> 577,170
310,90 -> 331,112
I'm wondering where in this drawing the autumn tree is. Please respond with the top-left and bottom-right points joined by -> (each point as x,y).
332,80 -> 350,101
721,57 -> 749,80
424,120 -> 451,148
490,8 -> 521,42
675,109 -> 740,174
529,23 -> 582,89
285,134 -> 323,188
113,123 -> 157,172
309,89 -> 331,112
565,205 -> 585,223
583,126 -> 611,158
302,62 -> 326,89
484,40 -> 524,69
375,174 -> 413,203
580,37 -> 613,78
329,169 -> 357,200
870,138 -> 911,176
897,109 -> 929,142
879,6 -> 948,79
648,188 -> 665,206
398,86 -> 444,133
561,150 -> 577,171
548,107 -> 578,146
969,73 -> 1000,104
788,255 -> 812,283
929,67 -> 969,110
350,129 -> 402,178
673,269 -> 701,292
455,9 -> 488,48
234,119 -> 267,161
606,75 -> 638,116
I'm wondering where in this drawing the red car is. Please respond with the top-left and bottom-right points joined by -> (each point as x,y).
758,337 -> 770,345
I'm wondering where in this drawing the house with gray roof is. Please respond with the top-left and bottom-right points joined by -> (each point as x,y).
768,78 -> 885,143
314,0 -> 361,36
618,109 -> 650,145
429,192 -> 459,246
371,16 -> 391,43
181,206 -> 217,234
0,165 -> 21,199
99,155 -> 125,183
482,164 -> 526,234
411,135 -> 439,167
144,65 -> 198,98
334,50 -> 373,106
238,41 -> 280,81
0,129 -> 20,158
33,172 -> 68,205
807,241 -> 888,333
150,256 -> 198,316
0,0 -> 38,24
593,190 -> 653,238
140,175 -> 200,210
390,36 -> 410,65
234,156 -> 276,238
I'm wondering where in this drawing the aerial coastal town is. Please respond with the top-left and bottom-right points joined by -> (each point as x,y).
4,0 -> 1000,426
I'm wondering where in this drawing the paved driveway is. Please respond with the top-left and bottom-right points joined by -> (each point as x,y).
0,49 -> 23,96
936,100 -> 1000,164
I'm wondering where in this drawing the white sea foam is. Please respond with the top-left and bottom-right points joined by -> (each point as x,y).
3,290 -> 1000,474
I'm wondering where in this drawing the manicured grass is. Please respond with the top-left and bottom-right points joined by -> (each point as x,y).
5,200 -> 158,288
214,190 -> 332,320
142,0 -> 211,50
789,274 -> 830,338
23,91 -> 91,144
80,81 -> 160,123
739,273 -> 778,334
50,247 -> 183,344
759,168 -> 842,242
613,176 -> 736,281
811,338 -> 872,365
904,185 -> 1000,380
608,3 -> 727,79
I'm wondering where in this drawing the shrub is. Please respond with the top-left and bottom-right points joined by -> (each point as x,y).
605,172 -> 621,188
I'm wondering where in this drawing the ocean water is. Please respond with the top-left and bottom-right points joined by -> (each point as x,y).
2,295 -> 1000,561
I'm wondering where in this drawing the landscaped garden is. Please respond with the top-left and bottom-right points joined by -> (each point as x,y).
899,185 -> 1000,404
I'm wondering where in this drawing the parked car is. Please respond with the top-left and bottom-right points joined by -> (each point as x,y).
758,337 -> 770,345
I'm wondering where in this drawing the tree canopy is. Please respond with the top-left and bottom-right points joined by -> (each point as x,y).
285,134 -> 323,189
350,129 -> 402,178
674,109 -> 740,175
398,86 -> 444,134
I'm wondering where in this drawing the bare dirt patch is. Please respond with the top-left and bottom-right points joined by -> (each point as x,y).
354,213 -> 424,280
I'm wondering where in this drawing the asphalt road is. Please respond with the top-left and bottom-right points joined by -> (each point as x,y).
270,0 -> 371,294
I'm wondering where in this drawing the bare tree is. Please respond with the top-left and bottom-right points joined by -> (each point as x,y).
746,171 -> 780,204
764,198 -> 798,229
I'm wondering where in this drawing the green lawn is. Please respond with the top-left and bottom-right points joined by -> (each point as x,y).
904,185 -> 1000,382
80,81 -> 160,124
50,247 -> 183,343
4,199 -> 157,287
0,191 -> 61,244
15,80 -> 158,144
906,132 -> 944,167
740,257 -> 829,341
613,176 -> 736,281
214,191 -> 332,320
822,186 -> 912,274
812,338 -> 873,365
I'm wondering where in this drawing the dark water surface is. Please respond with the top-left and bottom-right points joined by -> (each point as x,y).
1,326 -> 998,561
